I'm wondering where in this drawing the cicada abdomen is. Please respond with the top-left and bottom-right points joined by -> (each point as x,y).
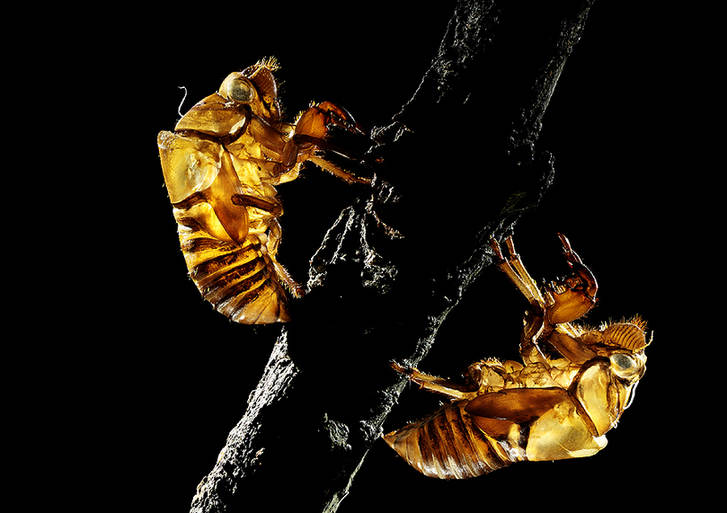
383,402 -> 512,479
173,204 -> 291,324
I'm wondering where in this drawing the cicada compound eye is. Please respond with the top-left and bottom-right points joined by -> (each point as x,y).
220,73 -> 256,103
611,353 -> 635,371
609,352 -> 644,380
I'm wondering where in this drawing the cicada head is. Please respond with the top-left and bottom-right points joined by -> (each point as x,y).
602,318 -> 651,414
214,58 -> 281,122
174,58 -> 282,136
605,319 -> 651,385
575,319 -> 651,435
242,58 -> 281,120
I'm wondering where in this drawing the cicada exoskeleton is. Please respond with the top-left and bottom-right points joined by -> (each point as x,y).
384,234 -> 650,479
158,58 -> 370,324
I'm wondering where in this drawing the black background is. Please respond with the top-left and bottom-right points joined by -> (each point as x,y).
51,2 -> 703,511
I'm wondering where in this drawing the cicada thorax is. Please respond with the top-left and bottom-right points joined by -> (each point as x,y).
383,402 -> 514,479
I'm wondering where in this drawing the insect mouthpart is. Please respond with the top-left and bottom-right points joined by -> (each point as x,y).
622,380 -> 640,411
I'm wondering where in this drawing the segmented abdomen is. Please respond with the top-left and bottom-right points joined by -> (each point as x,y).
383,403 -> 512,479
174,211 -> 290,324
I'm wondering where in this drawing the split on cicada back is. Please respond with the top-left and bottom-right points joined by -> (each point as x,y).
384,234 -> 651,479
158,58 -> 371,324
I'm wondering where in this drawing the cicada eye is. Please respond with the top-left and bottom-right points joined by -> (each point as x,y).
220,74 -> 255,103
228,78 -> 254,102
610,353 -> 639,378
612,353 -> 633,369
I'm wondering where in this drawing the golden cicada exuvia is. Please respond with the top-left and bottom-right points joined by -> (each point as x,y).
384,234 -> 651,479
158,58 -> 370,324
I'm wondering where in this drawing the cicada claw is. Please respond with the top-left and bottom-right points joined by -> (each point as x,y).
295,100 -> 365,140
318,101 -> 365,136
293,100 -> 372,185
390,360 -> 413,376
490,233 -> 598,326
544,233 -> 598,324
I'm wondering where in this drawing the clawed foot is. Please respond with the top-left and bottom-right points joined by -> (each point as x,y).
391,361 -> 414,377
489,233 -> 598,325
544,233 -> 598,324
294,101 -> 373,185
390,361 -> 472,400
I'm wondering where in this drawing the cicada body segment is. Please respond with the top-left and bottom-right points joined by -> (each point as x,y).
385,235 -> 650,478
157,58 -> 371,324
174,211 -> 290,324
383,402 -> 512,479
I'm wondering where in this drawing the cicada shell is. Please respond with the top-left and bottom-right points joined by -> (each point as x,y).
158,58 -> 370,324
384,234 -> 651,479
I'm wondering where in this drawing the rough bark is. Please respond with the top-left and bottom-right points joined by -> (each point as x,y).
189,1 -> 595,511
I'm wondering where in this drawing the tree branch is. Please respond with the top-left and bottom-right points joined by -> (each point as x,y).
189,1 -> 596,511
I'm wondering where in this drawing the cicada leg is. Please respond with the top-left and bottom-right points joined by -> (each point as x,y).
231,193 -> 283,217
270,258 -> 305,298
263,218 -> 305,299
306,153 -> 371,185
293,101 -> 372,185
464,359 -> 516,394
391,362 -> 475,400
543,233 -> 598,324
229,195 -> 305,299
490,234 -> 600,364
489,236 -> 545,308
490,236 -> 550,366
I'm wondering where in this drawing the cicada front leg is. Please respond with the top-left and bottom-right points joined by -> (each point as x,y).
543,233 -> 598,324
489,234 -> 598,322
293,101 -> 372,185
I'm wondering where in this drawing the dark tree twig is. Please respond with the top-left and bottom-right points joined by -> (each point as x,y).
189,1 -> 596,511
